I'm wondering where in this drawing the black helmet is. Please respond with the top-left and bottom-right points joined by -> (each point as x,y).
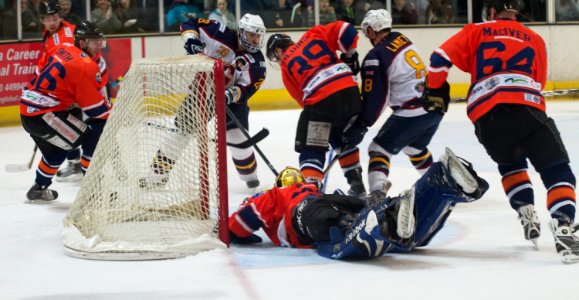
266,34 -> 294,62
74,20 -> 105,50
39,0 -> 60,16
482,0 -> 520,21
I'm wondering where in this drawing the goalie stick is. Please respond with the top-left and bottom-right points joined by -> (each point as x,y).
5,145 -> 38,172
225,106 -> 279,176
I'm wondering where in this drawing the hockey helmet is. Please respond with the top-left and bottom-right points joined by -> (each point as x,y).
39,0 -> 60,16
238,14 -> 266,54
361,9 -> 392,37
482,0 -> 520,21
74,20 -> 106,49
266,33 -> 294,63
275,167 -> 305,188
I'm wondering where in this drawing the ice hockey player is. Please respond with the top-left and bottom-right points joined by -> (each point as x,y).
37,2 -> 110,181
19,20 -> 111,202
265,21 -> 367,197
141,14 -> 267,189
55,20 -> 110,182
425,0 -> 579,263
354,9 -> 445,197
228,148 -> 490,260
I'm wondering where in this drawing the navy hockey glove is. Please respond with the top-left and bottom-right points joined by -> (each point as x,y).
229,232 -> 263,244
184,38 -> 204,55
340,52 -> 360,75
342,120 -> 368,147
225,87 -> 241,105
422,81 -> 450,114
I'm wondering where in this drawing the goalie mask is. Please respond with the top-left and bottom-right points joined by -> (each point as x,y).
482,0 -> 520,21
238,14 -> 266,54
275,167 -> 305,188
361,9 -> 392,38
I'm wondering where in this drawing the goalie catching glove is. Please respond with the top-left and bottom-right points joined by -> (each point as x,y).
421,80 -> 451,114
340,52 -> 360,75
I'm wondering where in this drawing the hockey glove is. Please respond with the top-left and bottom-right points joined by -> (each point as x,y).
342,120 -> 368,148
229,232 -> 263,244
422,81 -> 451,114
225,86 -> 241,105
184,38 -> 204,55
340,52 -> 360,76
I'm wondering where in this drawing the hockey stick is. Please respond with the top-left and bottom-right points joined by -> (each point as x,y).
225,106 -> 279,177
227,128 -> 269,149
145,121 -> 269,149
5,145 -> 38,172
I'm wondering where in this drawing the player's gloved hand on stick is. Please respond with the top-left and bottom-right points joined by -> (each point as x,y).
342,120 -> 367,147
229,232 -> 263,244
225,87 -> 241,105
184,38 -> 204,55
422,80 -> 451,114
340,52 -> 360,75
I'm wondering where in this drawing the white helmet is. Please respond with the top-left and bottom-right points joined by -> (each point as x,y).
238,13 -> 266,54
361,9 -> 392,37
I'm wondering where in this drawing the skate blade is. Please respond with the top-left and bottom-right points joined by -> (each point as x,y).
25,198 -> 57,204
560,252 -> 579,264
531,238 -> 539,250
55,173 -> 83,182
396,188 -> 416,239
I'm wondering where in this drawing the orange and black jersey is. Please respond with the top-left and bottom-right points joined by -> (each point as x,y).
427,19 -> 547,122
20,43 -> 111,119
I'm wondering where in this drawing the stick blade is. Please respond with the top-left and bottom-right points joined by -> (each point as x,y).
5,164 -> 31,172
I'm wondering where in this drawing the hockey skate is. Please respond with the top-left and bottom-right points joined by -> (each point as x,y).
517,204 -> 541,249
440,147 -> 486,199
139,151 -> 174,189
138,172 -> 169,189
346,168 -> 367,197
246,179 -> 260,189
363,181 -> 392,207
26,183 -> 58,203
549,219 -> 579,263
55,160 -> 83,182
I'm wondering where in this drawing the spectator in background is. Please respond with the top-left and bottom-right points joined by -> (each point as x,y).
556,0 -> 579,21
392,0 -> 418,24
21,0 -> 42,34
115,0 -> 139,32
355,0 -> 384,24
425,0 -> 453,24
335,0 -> 355,23
91,0 -> 122,33
165,0 -> 204,32
209,0 -> 236,30
59,0 -> 82,24
306,0 -> 336,26
518,0 -> 546,22
136,0 -> 159,32
266,0 -> 302,28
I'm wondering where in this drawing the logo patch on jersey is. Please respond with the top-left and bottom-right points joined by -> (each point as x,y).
415,82 -> 425,93
64,27 -> 73,37
96,72 -> 102,84
485,77 -> 499,90
524,93 -> 541,104
505,77 -> 528,84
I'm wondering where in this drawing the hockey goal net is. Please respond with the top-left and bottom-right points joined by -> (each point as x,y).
62,55 -> 229,260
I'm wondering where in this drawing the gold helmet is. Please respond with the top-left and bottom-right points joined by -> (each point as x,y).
275,167 -> 305,187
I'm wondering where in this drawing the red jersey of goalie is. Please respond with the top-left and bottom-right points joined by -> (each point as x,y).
229,183 -> 320,248
427,18 -> 547,122
280,21 -> 359,107
20,44 -> 110,120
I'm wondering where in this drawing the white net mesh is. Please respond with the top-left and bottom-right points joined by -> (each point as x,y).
62,55 -> 228,260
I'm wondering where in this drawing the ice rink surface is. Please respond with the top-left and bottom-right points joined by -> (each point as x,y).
1,102 -> 578,300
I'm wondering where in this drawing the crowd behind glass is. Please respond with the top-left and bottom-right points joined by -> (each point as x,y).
1,0 -> 579,41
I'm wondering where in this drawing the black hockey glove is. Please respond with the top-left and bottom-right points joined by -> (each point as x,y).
421,81 -> 451,114
184,38 -> 204,55
342,120 -> 368,148
340,52 -> 360,76
229,232 -> 263,244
